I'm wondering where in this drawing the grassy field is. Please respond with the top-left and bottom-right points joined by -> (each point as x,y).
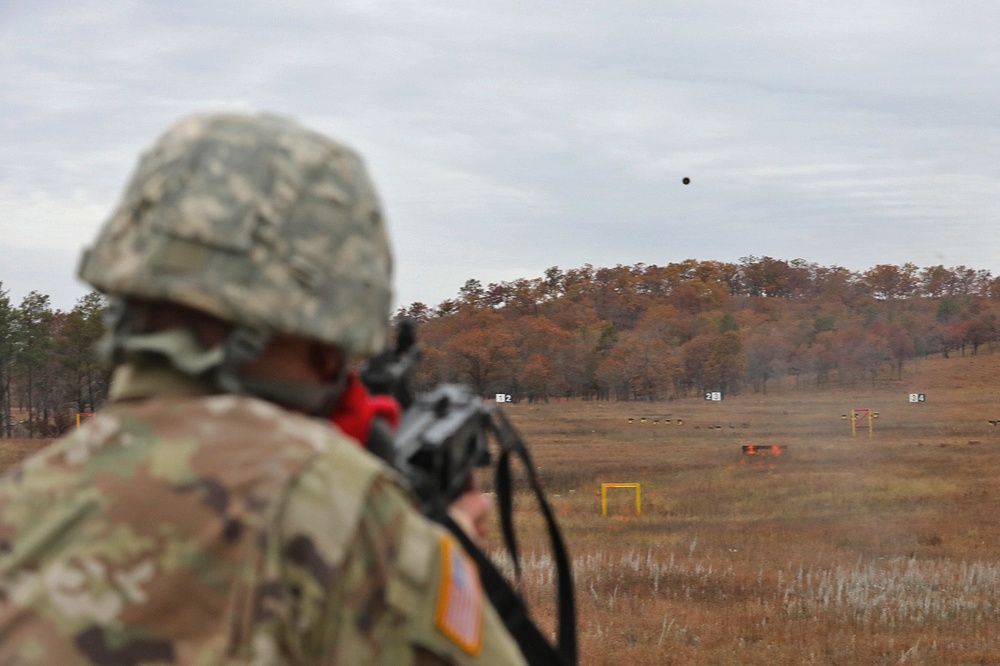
488,353 -> 1000,665
4,353 -> 1000,664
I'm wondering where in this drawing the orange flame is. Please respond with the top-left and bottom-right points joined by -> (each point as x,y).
741,445 -> 785,457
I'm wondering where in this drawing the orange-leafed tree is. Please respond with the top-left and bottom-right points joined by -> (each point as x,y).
704,330 -> 744,395
862,263 -> 919,300
510,316 -> 573,400
521,353 -> 558,403
965,312 -> 998,355
597,329 -> 676,401
743,326 -> 792,394
439,309 -> 517,395
678,333 -> 716,396
869,320 -> 915,377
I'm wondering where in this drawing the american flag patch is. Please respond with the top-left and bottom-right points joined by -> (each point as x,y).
434,535 -> 484,654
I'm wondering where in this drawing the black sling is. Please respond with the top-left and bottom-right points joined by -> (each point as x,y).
430,408 -> 577,666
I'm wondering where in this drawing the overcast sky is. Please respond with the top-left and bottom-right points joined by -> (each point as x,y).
2,1 -> 998,313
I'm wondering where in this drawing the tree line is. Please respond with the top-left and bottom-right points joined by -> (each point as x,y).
4,257 -> 999,436
401,258 -> 1000,401
0,284 -> 109,438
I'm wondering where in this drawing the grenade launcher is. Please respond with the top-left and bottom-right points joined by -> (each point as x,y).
360,320 -> 577,666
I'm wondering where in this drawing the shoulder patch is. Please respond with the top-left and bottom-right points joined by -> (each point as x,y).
434,535 -> 484,655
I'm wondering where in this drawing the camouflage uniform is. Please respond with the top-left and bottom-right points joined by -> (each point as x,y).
0,359 -> 527,664
0,114 -> 529,665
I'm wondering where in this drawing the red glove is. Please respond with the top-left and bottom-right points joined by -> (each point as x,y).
330,371 -> 402,446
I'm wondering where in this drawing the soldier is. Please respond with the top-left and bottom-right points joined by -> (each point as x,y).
0,113 -> 527,665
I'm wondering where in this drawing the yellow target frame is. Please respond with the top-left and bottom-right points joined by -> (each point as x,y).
601,483 -> 641,516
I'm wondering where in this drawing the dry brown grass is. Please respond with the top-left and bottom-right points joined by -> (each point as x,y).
5,354 -> 1000,664
487,353 -> 1000,665
0,439 -> 50,474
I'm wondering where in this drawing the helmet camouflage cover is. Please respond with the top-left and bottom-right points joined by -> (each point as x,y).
79,113 -> 393,357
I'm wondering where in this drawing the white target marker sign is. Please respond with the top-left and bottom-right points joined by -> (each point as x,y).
908,393 -> 926,403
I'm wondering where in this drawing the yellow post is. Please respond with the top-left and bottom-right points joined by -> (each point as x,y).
601,483 -> 641,516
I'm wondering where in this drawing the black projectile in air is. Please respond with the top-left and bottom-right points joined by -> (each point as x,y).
682,177 -> 690,185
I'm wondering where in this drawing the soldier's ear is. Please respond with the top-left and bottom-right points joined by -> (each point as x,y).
309,343 -> 344,381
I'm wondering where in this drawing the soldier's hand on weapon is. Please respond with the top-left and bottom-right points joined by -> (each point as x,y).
447,477 -> 493,548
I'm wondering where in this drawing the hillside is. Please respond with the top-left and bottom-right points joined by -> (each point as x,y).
404,259 -> 1000,404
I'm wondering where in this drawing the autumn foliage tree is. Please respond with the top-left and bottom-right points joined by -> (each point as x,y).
398,259 -> 1000,401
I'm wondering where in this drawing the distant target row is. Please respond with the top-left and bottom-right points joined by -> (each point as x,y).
628,418 -> 752,429
841,413 -> 1000,426
629,412 -> 1000,427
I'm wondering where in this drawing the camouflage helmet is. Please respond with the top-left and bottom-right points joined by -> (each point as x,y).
79,112 -> 393,357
